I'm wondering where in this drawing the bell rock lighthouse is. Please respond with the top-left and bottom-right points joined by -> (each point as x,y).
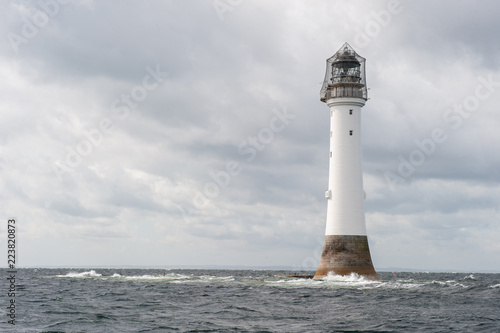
313,43 -> 378,280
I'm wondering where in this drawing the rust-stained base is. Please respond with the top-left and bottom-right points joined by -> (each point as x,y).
313,235 -> 379,280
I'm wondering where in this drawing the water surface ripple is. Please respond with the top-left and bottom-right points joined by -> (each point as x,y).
2,269 -> 499,332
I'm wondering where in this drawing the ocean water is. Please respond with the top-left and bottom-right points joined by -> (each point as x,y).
1,269 -> 499,332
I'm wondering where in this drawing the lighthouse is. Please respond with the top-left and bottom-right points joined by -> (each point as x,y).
314,43 -> 378,280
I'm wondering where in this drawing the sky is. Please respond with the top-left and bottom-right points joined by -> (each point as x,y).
1,0 -> 500,272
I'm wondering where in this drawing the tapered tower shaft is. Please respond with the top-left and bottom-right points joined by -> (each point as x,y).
314,43 -> 377,280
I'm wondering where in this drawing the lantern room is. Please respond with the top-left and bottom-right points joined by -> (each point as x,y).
320,43 -> 367,102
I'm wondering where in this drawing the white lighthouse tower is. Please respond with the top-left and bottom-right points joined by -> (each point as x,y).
314,43 -> 378,280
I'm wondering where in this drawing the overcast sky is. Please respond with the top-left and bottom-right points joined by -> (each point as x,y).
1,0 -> 499,272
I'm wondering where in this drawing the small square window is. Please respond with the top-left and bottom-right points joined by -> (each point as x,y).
330,151 -> 332,157
349,130 -> 353,136
349,109 -> 353,115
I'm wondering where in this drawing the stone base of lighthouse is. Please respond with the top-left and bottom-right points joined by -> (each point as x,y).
313,235 -> 378,280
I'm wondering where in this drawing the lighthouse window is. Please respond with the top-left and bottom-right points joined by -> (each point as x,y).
330,151 -> 332,157
330,131 -> 332,137
349,109 -> 353,115
349,130 -> 353,136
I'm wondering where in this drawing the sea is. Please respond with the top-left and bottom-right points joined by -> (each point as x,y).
1,268 -> 499,332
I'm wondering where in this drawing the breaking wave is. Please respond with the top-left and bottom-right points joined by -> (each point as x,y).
54,270 -> 234,283
51,270 -> 490,291
56,270 -> 102,278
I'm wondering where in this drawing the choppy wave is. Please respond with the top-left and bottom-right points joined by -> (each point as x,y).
22,269 -> 500,332
51,270 -> 484,291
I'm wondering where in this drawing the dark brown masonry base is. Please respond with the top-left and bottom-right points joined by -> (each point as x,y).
314,235 -> 379,280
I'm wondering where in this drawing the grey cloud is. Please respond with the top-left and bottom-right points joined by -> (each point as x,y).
1,0 -> 499,271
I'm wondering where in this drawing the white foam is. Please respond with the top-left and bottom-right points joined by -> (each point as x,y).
381,281 -> 421,290
430,280 -> 447,285
268,278 -> 320,288
324,272 -> 374,282
55,271 -> 236,283
110,272 -> 194,281
124,274 -> 176,280
170,274 -> 235,283
57,270 -> 102,278
268,272 -> 382,289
